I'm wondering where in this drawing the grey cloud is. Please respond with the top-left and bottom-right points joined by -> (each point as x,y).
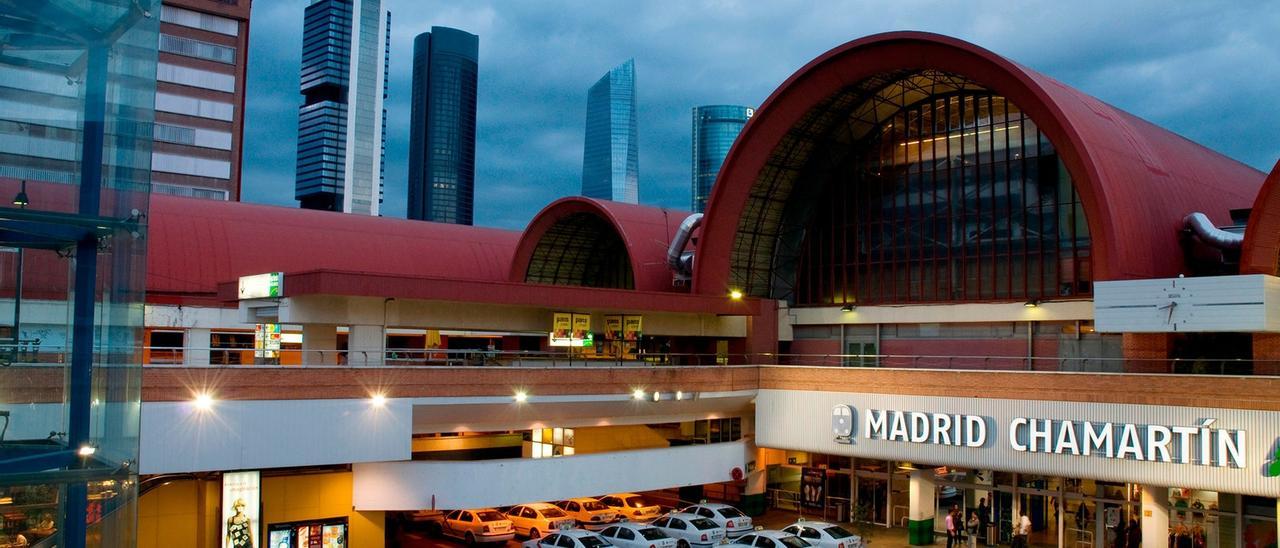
242,0 -> 1280,228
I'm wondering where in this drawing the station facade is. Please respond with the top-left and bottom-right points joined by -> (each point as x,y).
2,31 -> 1279,548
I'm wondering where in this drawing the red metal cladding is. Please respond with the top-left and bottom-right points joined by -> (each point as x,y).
147,194 -> 521,304
509,196 -> 693,292
1241,160 -> 1280,276
693,31 -> 1265,296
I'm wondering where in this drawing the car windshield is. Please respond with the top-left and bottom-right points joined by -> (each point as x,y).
477,511 -> 506,522
717,508 -> 746,519
580,536 -> 613,548
824,526 -> 854,539
583,501 -> 608,511
638,528 -> 669,541
625,497 -> 651,508
778,536 -> 811,548
690,518 -> 719,530
541,507 -> 568,518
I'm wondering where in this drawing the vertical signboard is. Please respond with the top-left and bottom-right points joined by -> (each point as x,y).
801,467 -> 825,509
604,316 -> 623,340
571,314 -> 591,343
254,323 -> 281,359
221,470 -> 260,548
623,316 -> 642,341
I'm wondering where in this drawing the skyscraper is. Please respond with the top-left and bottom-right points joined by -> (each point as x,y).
581,59 -> 638,204
690,105 -> 752,212
152,0 -> 252,201
407,27 -> 478,224
294,0 -> 388,216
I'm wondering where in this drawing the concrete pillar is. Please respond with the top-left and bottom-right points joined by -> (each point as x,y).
908,469 -> 937,545
303,324 -> 338,365
348,324 -> 384,366
184,328 -> 211,366
1141,486 -> 1169,548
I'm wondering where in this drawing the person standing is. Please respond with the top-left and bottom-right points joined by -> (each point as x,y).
1126,518 -> 1141,548
977,497 -> 990,545
967,511 -> 980,548
946,507 -> 957,548
1013,511 -> 1031,548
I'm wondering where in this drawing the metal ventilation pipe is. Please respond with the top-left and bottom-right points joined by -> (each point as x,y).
1183,212 -> 1243,250
667,213 -> 703,280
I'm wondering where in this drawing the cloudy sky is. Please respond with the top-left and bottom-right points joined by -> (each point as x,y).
242,1 -> 1280,229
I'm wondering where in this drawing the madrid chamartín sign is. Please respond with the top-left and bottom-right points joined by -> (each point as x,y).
757,390 -> 1279,497
832,405 -> 1246,468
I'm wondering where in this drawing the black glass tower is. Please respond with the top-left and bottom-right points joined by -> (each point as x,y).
408,26 -> 478,224
691,105 -> 752,212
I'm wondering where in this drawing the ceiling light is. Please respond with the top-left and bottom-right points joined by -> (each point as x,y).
193,393 -> 214,411
12,180 -> 28,208
370,393 -> 387,407
1024,299 -> 1039,308
632,389 -> 646,400
840,304 -> 855,312
513,391 -> 528,403
729,290 -> 743,301
675,391 -> 684,401
78,445 -> 96,457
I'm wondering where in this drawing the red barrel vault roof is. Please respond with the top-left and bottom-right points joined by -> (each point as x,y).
148,195 -> 520,303
694,31 -> 1266,295
510,197 -> 692,293
1241,160 -> 1280,276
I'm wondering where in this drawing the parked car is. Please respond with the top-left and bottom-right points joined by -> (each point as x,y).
506,503 -> 579,539
421,509 -> 516,545
679,503 -> 753,538
598,522 -> 679,548
522,529 -> 616,548
599,493 -> 663,522
781,521 -> 862,548
554,498 -> 621,530
724,530 -> 812,548
648,513 -> 727,548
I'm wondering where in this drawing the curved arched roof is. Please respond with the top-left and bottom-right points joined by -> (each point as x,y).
510,197 -> 692,292
1241,160 -> 1280,276
693,31 -> 1265,297
148,195 -> 520,301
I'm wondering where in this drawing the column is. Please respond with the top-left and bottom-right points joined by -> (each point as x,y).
1141,486 -> 1169,548
302,324 -> 338,365
184,328 -> 211,366
348,324 -> 385,366
908,469 -> 937,545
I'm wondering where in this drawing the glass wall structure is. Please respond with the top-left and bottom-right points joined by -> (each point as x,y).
739,70 -> 1091,305
294,0 -> 387,216
691,105 -> 752,213
581,59 -> 638,204
407,26 -> 478,225
0,1 -> 157,546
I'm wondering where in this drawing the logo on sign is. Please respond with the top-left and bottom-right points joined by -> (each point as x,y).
832,404 -> 855,444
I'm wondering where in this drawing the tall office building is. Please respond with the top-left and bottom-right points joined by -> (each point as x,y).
581,59 -> 638,204
294,0 -> 388,216
407,27 -> 478,224
690,105 -> 752,213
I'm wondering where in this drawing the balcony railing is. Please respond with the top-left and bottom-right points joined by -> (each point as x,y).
0,345 -> 1276,376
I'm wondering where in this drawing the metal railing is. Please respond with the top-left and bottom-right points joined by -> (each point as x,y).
2,346 -> 1277,376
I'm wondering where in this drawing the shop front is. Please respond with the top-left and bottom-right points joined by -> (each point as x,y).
755,390 -> 1280,548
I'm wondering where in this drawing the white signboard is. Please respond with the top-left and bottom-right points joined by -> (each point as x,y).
238,272 -> 283,300
757,389 -> 1280,497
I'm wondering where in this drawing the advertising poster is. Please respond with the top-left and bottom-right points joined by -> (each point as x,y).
604,316 -> 623,340
268,529 -> 292,548
221,471 -> 260,548
623,316 -> 642,341
254,323 -> 281,359
322,524 -> 346,548
800,467 -> 825,509
571,314 -> 591,340
552,312 -> 572,339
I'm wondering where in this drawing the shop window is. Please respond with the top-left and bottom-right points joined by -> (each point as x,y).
266,518 -> 347,548
524,427 -> 574,458
210,332 -> 253,365
149,330 -> 183,364
692,418 -> 742,444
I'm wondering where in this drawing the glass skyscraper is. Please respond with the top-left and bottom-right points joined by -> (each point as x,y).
294,0 -> 388,216
582,59 -> 638,204
691,105 -> 753,212
408,27 -> 479,224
